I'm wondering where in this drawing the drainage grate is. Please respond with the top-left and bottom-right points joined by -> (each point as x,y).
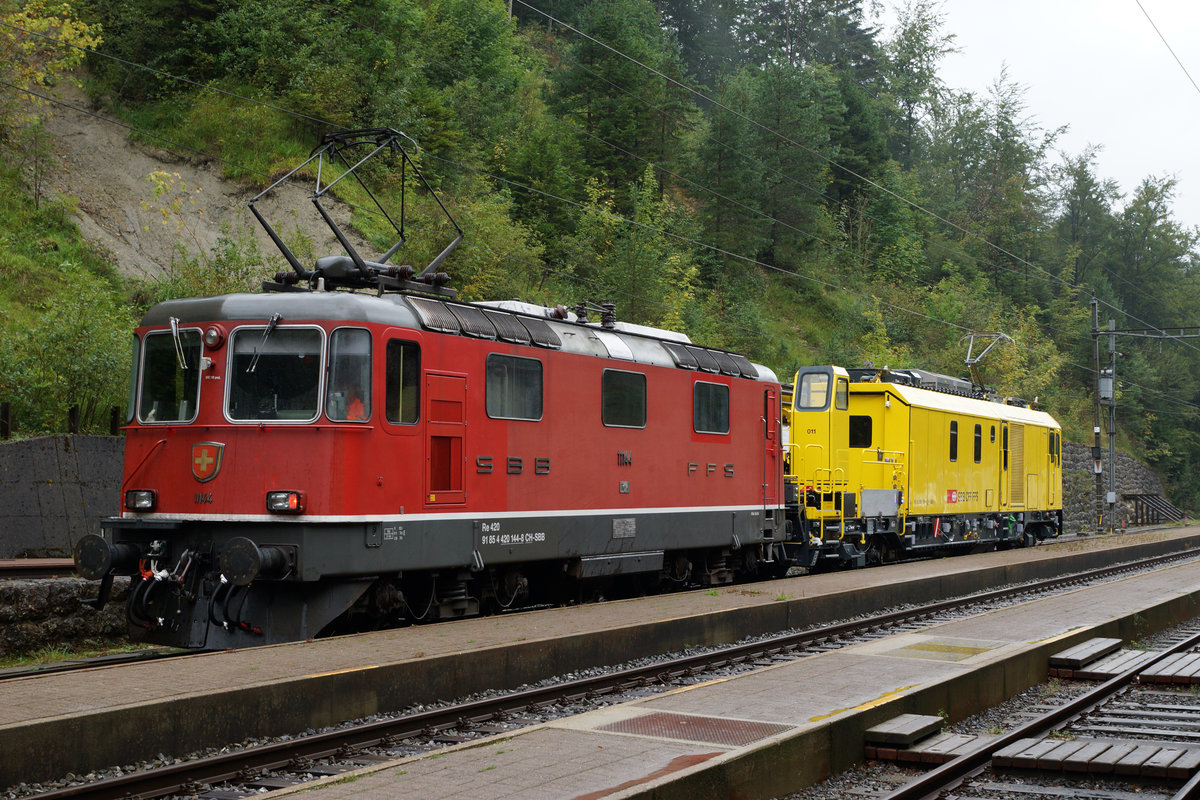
597,711 -> 791,747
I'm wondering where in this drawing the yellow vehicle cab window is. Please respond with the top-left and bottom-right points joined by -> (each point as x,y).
797,372 -> 829,409
835,377 -> 848,410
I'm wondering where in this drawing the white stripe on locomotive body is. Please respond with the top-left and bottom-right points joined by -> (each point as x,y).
119,504 -> 767,524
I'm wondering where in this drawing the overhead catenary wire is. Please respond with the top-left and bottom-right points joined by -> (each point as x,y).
1134,0 -> 1200,99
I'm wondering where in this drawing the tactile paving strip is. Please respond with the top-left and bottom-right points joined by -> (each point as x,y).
597,711 -> 792,747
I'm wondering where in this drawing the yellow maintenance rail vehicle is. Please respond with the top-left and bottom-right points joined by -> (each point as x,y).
781,366 -> 1063,570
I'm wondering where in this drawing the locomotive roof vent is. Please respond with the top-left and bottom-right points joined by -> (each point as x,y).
251,128 -> 461,299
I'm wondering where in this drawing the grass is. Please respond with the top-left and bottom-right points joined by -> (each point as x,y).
0,640 -> 153,670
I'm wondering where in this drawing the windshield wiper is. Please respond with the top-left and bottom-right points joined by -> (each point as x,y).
169,317 -> 187,370
247,313 -> 282,373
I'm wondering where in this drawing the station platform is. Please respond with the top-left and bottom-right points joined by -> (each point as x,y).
274,543 -> 1200,800
3,528 -> 1200,791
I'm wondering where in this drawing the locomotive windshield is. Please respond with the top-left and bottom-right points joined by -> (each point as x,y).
227,327 -> 323,421
796,372 -> 830,410
138,329 -> 202,423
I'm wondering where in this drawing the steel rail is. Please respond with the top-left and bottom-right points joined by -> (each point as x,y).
0,559 -> 76,579
0,648 -> 190,682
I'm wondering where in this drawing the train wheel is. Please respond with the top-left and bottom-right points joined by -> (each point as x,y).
664,553 -> 692,585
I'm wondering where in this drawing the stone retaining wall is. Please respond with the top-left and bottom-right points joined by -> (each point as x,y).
1062,441 -> 1170,533
0,578 -> 129,657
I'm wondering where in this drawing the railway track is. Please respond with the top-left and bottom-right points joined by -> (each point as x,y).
0,648 -> 188,682
0,559 -> 75,579
877,625 -> 1200,800
21,547 -> 1200,800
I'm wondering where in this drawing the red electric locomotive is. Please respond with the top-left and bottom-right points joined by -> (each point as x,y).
74,130 -> 786,648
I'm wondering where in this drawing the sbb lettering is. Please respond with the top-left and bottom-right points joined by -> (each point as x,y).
476,456 -> 551,475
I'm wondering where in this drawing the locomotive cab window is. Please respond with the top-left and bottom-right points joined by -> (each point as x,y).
486,354 -> 543,420
974,424 -> 982,463
849,415 -> 872,448
602,369 -> 646,428
326,328 -> 371,422
127,335 -> 140,424
949,420 -> 958,462
835,377 -> 849,410
694,381 -> 730,434
139,328 -> 202,423
227,327 -> 322,422
796,373 -> 830,410
385,340 -> 420,424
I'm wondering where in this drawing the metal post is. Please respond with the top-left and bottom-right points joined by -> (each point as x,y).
1107,320 -> 1117,535
1091,296 -> 1102,535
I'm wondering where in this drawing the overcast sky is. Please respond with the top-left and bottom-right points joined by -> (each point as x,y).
870,0 -> 1200,230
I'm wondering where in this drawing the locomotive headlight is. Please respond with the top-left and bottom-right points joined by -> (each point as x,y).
124,489 -> 157,511
266,490 -> 306,514
203,326 -> 224,348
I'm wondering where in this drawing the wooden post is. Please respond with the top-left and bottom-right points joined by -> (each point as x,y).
110,406 -> 121,436
1,402 -> 10,440
68,405 -> 80,434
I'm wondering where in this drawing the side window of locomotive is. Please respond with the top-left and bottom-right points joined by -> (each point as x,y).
835,377 -> 849,410
486,354 -> 543,421
385,340 -> 420,424
602,369 -> 646,428
949,420 -> 958,462
990,425 -> 996,443
139,329 -> 202,423
974,424 -> 982,463
694,382 -> 730,434
227,328 -> 322,422
326,328 -> 371,422
796,373 -> 829,410
848,415 -> 872,448
127,334 -> 140,423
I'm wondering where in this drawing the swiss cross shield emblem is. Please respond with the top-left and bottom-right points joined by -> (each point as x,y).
192,442 -> 224,483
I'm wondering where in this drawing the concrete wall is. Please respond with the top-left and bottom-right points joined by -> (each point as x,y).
0,435 -> 123,558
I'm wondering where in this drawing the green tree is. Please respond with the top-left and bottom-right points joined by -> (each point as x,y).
0,0 -> 100,139
878,0 -> 954,167
0,268 -> 132,433
1111,176 -> 1199,327
551,0 -> 694,195
560,168 -> 699,329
